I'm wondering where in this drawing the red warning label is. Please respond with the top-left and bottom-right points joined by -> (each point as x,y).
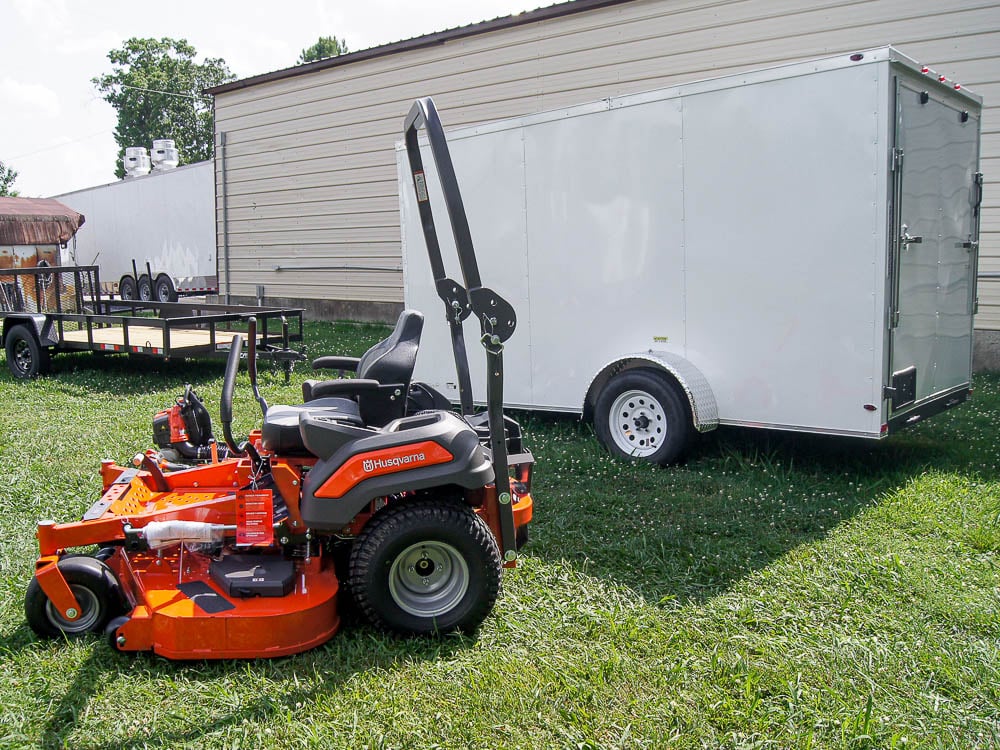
236,489 -> 274,546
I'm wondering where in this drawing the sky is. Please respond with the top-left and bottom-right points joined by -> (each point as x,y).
1,0 -> 547,198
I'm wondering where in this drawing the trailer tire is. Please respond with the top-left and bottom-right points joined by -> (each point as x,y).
595,369 -> 693,466
348,497 -> 502,635
137,275 -> 153,301
118,275 -> 137,300
4,324 -> 50,379
25,556 -> 123,639
154,274 -> 177,303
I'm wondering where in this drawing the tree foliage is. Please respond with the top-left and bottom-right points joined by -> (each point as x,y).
93,38 -> 235,178
0,160 -> 18,197
298,35 -> 349,64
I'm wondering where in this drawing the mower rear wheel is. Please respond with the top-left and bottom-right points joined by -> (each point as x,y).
348,498 -> 502,635
24,556 -> 123,639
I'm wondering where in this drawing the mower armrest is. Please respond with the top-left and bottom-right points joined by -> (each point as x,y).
312,356 -> 360,373
309,378 -> 382,400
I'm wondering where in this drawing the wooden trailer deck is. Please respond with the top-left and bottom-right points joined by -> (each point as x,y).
59,324 -> 242,354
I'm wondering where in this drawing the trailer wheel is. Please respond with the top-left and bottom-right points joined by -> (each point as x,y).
118,275 -> 137,300
154,274 -> 177,302
348,498 -> 502,635
4,324 -> 50,379
137,275 -> 153,301
595,369 -> 693,466
24,557 -> 123,639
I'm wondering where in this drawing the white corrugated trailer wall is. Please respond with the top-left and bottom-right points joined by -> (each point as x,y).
211,0 -> 1000,327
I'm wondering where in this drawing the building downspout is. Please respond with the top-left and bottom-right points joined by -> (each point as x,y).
219,130 -> 231,304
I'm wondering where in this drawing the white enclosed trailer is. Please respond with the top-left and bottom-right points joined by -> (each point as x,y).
398,47 -> 983,464
55,161 -> 217,302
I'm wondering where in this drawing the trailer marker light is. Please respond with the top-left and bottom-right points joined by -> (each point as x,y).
864,404 -> 877,411
850,53 -> 864,61
921,67 -> 930,74
938,75 -> 947,82
880,423 -> 888,436
954,83 -> 962,90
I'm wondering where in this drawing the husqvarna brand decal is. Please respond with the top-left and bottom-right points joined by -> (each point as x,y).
362,452 -> 426,473
316,441 -> 453,498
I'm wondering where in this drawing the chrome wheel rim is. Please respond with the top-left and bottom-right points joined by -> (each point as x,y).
608,388 -> 666,457
388,541 -> 469,618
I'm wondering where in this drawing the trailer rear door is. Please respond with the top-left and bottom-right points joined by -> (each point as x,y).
888,79 -> 981,418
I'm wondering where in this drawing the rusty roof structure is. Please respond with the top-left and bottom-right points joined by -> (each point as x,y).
0,197 -> 85,246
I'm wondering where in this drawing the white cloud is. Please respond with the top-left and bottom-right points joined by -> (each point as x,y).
0,77 -> 61,118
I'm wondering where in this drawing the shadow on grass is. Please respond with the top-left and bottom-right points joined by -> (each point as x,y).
19,619 -> 473,750
516,397 -> 990,607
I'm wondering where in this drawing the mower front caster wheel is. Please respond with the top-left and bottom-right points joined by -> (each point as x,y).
24,556 -> 123,639
349,498 -> 502,635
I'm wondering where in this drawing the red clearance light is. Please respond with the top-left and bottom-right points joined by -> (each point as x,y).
954,83 -> 962,90
921,66 -> 930,74
850,53 -> 864,62
939,75 -> 947,82
863,404 -> 877,412
880,423 -> 889,436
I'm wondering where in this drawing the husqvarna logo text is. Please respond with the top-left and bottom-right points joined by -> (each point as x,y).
362,452 -> 427,473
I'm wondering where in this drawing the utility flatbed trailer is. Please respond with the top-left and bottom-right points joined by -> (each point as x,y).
0,265 -> 304,379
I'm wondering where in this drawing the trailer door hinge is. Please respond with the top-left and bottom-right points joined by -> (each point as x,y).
973,297 -> 979,315
890,309 -> 900,328
892,147 -> 904,172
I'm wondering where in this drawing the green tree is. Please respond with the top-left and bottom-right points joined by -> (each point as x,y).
93,38 -> 235,178
0,160 -> 18,197
298,35 -> 349,64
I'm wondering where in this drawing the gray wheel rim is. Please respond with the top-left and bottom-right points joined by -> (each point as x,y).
44,584 -> 101,634
388,541 -> 469,618
608,388 -> 666,457
12,338 -> 33,374
156,283 -> 171,302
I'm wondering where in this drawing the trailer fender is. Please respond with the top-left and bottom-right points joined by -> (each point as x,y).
583,352 -> 719,433
2,315 -> 55,347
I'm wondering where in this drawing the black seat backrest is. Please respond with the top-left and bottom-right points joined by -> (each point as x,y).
357,309 -> 424,388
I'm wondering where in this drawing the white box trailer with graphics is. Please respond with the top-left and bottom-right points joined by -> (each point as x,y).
55,161 -> 217,302
398,47 -> 983,464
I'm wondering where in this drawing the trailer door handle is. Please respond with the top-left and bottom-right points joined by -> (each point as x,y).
901,225 -> 922,248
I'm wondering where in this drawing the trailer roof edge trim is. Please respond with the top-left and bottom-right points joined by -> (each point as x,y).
394,46 -> 982,148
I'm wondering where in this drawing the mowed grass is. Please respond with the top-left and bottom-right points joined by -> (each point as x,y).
0,320 -> 997,749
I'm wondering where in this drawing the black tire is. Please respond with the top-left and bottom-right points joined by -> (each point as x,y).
24,556 -> 124,639
118,275 -> 138,300
594,369 -> 693,466
154,274 -> 177,303
105,615 -> 131,652
5,324 -> 50,379
137,275 -> 153,301
348,498 -> 502,635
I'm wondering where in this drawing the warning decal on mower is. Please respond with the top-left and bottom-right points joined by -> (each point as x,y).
236,490 -> 274,546
316,441 -> 454,499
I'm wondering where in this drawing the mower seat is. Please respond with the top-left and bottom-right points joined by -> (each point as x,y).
302,310 -> 424,427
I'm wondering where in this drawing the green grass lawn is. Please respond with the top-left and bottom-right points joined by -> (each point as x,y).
0,322 -> 997,749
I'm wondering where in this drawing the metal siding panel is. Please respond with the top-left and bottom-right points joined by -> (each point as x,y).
216,0 -> 1000,314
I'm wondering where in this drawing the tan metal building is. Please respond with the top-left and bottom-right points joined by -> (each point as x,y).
208,0 -> 999,343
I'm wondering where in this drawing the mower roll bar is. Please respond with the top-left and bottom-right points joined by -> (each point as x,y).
403,97 -> 518,559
